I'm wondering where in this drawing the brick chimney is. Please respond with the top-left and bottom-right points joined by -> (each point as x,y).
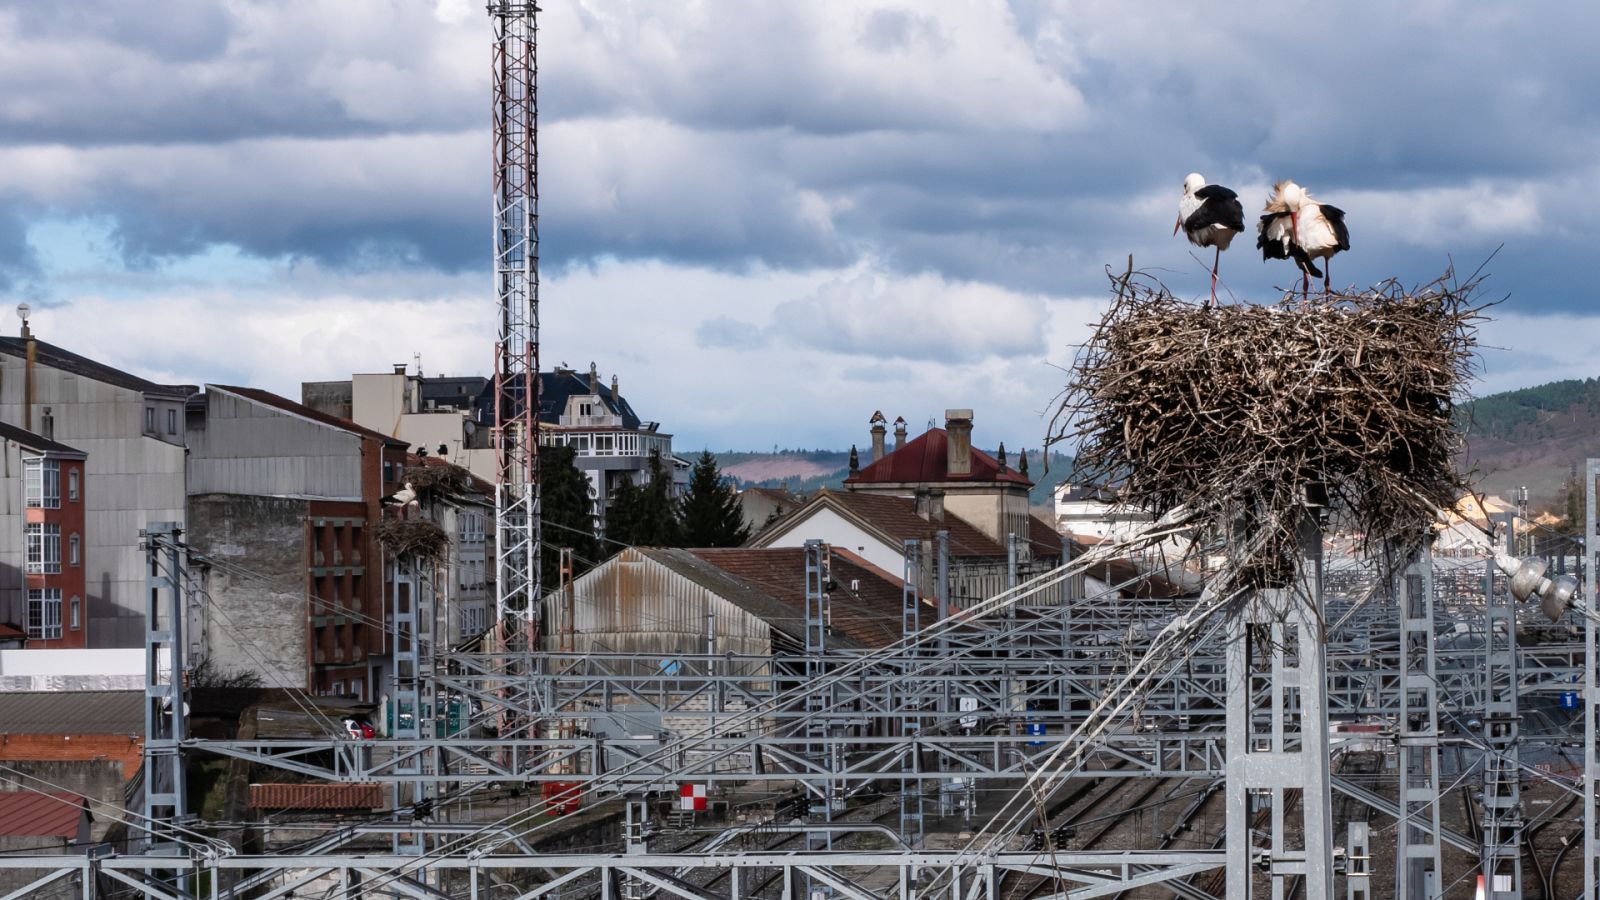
914,487 -> 945,522
869,411 -> 887,462
588,361 -> 599,394
893,416 -> 907,451
610,374 -> 620,404
944,409 -> 973,477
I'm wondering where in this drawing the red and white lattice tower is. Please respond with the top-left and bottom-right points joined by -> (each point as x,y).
488,2 -> 541,629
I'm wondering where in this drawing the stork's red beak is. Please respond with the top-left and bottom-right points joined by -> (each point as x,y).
1173,216 -> 1182,236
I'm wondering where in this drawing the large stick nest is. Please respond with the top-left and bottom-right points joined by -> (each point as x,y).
375,519 -> 449,562
405,462 -> 474,496
1048,269 -> 1484,586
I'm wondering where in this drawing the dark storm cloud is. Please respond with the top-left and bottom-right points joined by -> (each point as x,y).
4,0 -> 1600,316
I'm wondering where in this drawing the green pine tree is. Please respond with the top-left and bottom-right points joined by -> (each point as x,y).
606,450 -> 681,546
680,450 -> 752,547
540,443 -> 602,589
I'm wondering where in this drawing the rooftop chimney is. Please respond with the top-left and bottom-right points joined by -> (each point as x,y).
893,416 -> 907,451
588,361 -> 598,394
944,409 -> 973,477
392,363 -> 407,375
914,487 -> 945,522
611,374 -> 620,404
869,411 -> 887,462
848,445 -> 860,475
997,442 -> 1008,473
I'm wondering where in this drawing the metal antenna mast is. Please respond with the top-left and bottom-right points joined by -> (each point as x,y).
489,1 -> 541,630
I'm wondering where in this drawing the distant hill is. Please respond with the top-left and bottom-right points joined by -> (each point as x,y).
1457,377 -> 1600,511
714,448 -> 1074,508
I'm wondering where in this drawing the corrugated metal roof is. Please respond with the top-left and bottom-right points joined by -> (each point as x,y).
846,428 -> 1032,487
210,385 -> 410,448
0,791 -> 88,838
0,421 -> 85,457
685,547 -> 909,650
0,690 -> 144,734
0,336 -> 195,399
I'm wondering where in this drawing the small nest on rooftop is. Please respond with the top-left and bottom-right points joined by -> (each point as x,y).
1047,268 -> 1485,589
375,518 -> 449,562
405,462 -> 474,496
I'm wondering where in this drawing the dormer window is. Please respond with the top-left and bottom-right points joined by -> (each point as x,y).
579,402 -> 594,417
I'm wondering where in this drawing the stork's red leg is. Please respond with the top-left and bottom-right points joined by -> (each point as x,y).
1210,246 -> 1220,307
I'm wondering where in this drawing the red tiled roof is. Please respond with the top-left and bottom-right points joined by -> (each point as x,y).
0,791 -> 87,838
688,547 -> 910,649
211,385 -> 410,447
822,490 -> 1008,558
846,428 -> 1031,487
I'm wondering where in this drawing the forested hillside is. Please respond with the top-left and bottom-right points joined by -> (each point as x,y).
1457,377 -> 1600,511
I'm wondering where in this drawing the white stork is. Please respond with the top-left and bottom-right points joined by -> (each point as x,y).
1257,181 -> 1350,297
382,481 -> 419,517
1175,173 -> 1245,306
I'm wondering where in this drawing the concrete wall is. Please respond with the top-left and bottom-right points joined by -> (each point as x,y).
351,373 -> 406,437
758,507 -> 905,576
188,494 -> 309,689
0,353 -> 188,649
0,648 -> 149,691
301,381 -> 353,420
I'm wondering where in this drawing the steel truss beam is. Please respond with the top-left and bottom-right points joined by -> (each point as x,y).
0,851 -> 1224,900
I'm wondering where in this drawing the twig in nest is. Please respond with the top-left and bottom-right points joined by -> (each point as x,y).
375,519 -> 449,562
1046,269 -> 1484,589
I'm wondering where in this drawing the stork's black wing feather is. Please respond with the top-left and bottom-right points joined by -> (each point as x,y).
1257,212 -> 1292,260
1185,188 -> 1245,235
1320,204 -> 1351,251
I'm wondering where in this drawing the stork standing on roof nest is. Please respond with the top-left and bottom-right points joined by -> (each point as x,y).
1175,173 -> 1245,307
382,481 -> 419,519
1257,180 -> 1350,298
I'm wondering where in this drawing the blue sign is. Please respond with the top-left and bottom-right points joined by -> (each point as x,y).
1560,691 -> 1580,710
1026,722 -> 1047,747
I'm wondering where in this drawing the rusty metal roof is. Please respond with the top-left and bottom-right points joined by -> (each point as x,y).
0,791 -> 89,838
683,547 -> 910,650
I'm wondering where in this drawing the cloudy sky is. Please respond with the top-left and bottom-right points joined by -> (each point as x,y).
2,1 -> 1596,453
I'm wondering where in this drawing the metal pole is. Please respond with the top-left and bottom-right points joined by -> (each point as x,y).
1585,458 -> 1598,900
1479,512 -> 1522,899
1225,510 -> 1332,900
1394,546 -> 1442,899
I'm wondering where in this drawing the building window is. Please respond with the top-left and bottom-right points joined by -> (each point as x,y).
26,523 -> 61,574
27,589 -> 62,640
69,533 -> 81,567
461,604 -> 487,637
166,408 -> 178,435
24,458 -> 60,508
67,468 -> 79,502
144,407 -> 156,433
69,596 -> 81,630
